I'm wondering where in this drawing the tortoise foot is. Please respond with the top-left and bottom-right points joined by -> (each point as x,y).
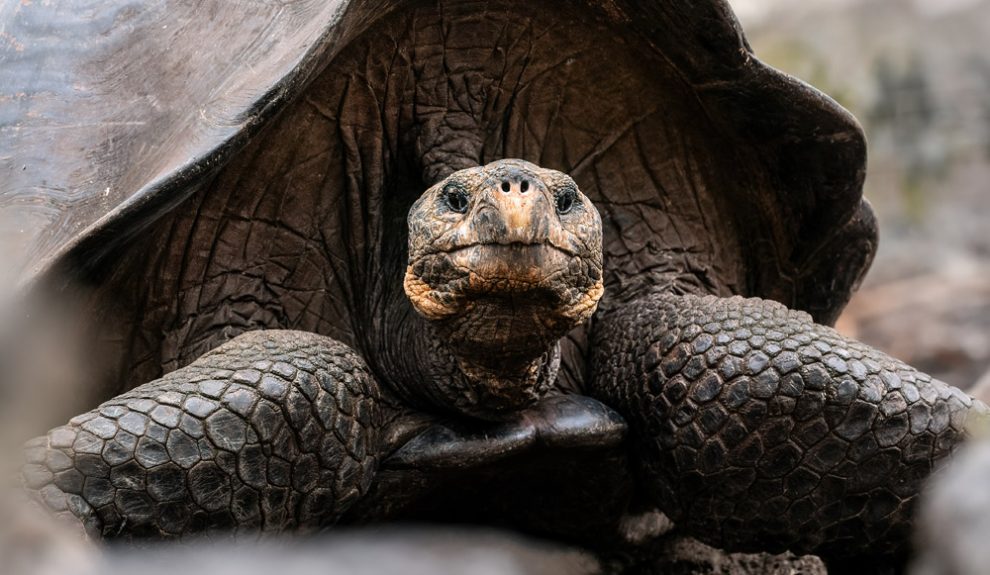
591,292 -> 987,563
21,330 -> 382,539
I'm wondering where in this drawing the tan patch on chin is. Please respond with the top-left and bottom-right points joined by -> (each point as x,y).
404,266 -> 458,320
563,280 -> 604,321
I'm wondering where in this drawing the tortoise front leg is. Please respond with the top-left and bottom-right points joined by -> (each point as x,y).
589,293 -> 987,568
21,331 -> 381,538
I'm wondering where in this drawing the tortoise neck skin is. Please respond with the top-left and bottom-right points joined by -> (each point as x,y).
403,159 -> 603,420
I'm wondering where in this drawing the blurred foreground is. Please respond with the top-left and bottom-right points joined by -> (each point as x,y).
0,496 -> 829,575
0,518 -> 596,575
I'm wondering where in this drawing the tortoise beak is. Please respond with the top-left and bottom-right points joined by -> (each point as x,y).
471,173 -> 553,246
494,179 -> 550,245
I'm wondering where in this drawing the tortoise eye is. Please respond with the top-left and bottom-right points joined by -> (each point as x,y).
555,186 -> 577,215
442,185 -> 469,213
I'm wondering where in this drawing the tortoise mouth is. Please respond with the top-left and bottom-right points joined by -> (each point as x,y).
404,241 -> 602,323
448,240 -> 571,253
424,240 -> 585,260
439,242 -> 578,287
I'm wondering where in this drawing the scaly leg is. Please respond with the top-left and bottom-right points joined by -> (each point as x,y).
21,330 -> 381,539
590,293 -> 987,567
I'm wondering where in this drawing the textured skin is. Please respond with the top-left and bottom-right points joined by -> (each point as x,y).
590,292 -> 986,560
22,331 -> 380,538
402,160 -> 603,420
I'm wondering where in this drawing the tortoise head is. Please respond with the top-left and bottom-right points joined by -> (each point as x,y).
404,159 -> 603,416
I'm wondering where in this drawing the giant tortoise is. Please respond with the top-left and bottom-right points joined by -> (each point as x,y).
1,0 -> 984,572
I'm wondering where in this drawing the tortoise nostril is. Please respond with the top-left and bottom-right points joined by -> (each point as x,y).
499,178 -> 532,193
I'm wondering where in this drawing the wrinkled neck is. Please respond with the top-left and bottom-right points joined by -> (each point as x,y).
388,313 -> 560,421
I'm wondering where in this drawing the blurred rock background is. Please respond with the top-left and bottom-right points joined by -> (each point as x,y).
733,0 -> 990,396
